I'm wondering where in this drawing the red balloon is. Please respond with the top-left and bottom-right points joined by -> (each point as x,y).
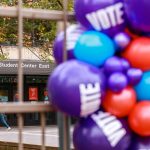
129,101 -> 150,136
102,87 -> 136,118
122,37 -> 150,71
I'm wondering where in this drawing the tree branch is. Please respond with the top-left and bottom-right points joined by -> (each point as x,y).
56,0 -> 63,8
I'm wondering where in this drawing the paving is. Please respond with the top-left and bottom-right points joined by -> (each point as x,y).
0,126 -> 74,148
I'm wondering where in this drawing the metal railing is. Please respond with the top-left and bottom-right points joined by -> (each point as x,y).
0,0 -> 73,150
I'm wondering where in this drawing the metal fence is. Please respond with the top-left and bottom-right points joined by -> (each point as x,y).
0,0 -> 74,150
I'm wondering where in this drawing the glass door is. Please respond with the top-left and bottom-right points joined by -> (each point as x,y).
24,84 -> 39,125
0,85 -> 10,102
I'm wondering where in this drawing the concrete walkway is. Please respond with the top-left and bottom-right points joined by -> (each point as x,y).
0,126 -> 74,148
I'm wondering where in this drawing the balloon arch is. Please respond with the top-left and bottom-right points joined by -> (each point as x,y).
48,0 -> 150,149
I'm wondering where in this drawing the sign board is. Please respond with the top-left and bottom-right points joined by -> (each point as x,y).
0,60 -> 55,75
29,87 -> 38,101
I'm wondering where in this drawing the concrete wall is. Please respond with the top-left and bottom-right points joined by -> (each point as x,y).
0,142 -> 58,150
0,142 -> 75,150
1,46 -> 41,60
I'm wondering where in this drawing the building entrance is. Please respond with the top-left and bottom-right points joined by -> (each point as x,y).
0,75 -> 56,126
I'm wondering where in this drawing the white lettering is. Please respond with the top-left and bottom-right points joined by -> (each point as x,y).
39,64 -> 50,69
139,149 -> 150,150
86,2 -> 124,31
104,121 -> 122,136
0,62 -> 18,68
97,9 -> 111,29
105,5 -> 117,27
0,62 -> 51,69
80,83 -> 100,95
115,3 -> 124,24
86,12 -> 101,31
108,129 -> 126,147
22,63 -> 37,68
91,111 -> 126,147
66,34 -> 80,50
81,100 -> 100,116
79,83 -> 101,116
66,25 -> 84,50
66,35 -> 82,50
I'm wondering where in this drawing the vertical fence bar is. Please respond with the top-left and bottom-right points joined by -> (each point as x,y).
41,112 -> 46,150
18,0 -> 24,150
57,0 -> 71,150
18,113 -> 24,150
58,113 -> 71,150
56,22 -> 64,150
18,0 -> 23,103
63,0 -> 71,147
63,0 -> 68,61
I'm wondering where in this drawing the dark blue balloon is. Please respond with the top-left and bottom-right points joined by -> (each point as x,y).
114,32 -> 131,51
75,0 -> 126,37
127,68 -> 143,86
48,60 -> 106,117
53,24 -> 85,64
125,0 -> 150,33
129,136 -> 150,150
73,110 -> 132,150
120,58 -> 130,72
108,73 -> 128,92
104,56 -> 123,75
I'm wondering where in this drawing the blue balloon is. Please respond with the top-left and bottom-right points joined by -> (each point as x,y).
74,31 -> 115,67
135,71 -> 150,101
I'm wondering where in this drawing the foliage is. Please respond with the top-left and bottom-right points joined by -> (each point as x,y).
0,53 -> 8,60
0,46 -> 9,60
0,0 -> 73,61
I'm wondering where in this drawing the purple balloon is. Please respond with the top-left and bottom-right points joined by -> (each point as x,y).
127,68 -> 143,86
125,0 -> 150,33
53,24 -> 85,64
129,136 -> 150,150
73,110 -> 132,150
104,56 -> 123,74
108,73 -> 128,92
75,0 -> 126,37
114,32 -> 131,50
48,60 -> 106,117
120,58 -> 130,72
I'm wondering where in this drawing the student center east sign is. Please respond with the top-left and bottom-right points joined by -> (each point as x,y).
0,62 -> 49,69
0,60 -> 55,75
0,60 -> 55,125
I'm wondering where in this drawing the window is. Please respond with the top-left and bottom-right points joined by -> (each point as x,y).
0,89 -> 9,102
